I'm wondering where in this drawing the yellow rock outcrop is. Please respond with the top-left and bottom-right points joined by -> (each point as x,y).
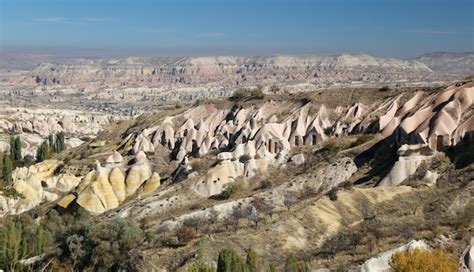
140,172 -> 161,196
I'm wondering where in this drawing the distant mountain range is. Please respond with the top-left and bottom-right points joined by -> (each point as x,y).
3,52 -> 473,91
414,52 -> 474,75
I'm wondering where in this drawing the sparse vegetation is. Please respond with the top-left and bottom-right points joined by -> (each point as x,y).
323,127 -> 334,136
177,225 -> 197,243
210,183 -> 241,200
350,134 -> 375,148
323,138 -> 349,153
0,209 -> 145,271
1,187 -> 25,199
229,86 -> 265,102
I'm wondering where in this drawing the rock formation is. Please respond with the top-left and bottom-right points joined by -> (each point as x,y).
0,160 -> 80,216
75,151 -> 160,213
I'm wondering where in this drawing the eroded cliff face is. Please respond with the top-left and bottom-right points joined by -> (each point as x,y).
10,54 -> 435,89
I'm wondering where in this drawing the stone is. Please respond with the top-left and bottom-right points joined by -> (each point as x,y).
57,194 -> 76,209
290,153 -> 305,165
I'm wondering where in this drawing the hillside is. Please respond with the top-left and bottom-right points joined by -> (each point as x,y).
0,81 -> 472,271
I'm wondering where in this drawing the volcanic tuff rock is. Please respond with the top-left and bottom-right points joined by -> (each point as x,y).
0,160 -> 81,216
0,150 -> 162,215
127,83 -> 473,196
0,106 -> 122,158
0,83 -> 472,217
1,82 -> 473,211
76,151 -> 160,214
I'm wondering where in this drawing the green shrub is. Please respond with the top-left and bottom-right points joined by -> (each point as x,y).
188,260 -> 215,272
56,132 -> 65,152
323,139 -> 347,153
2,187 -> 25,199
446,140 -> 474,168
323,127 -> 334,136
211,183 -> 241,200
217,248 -> 248,272
44,210 -> 143,271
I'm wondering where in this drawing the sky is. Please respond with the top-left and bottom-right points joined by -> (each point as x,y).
0,0 -> 473,58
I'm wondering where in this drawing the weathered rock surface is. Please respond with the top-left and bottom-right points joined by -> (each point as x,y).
76,151 -> 159,213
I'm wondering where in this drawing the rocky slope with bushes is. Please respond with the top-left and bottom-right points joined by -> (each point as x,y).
0,81 -> 472,271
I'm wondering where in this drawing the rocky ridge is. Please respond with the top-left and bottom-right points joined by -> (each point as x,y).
10,54 -> 437,90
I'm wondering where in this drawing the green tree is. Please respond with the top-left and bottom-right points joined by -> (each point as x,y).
0,214 -> 53,271
188,239 -> 215,272
56,132 -> 65,152
3,156 -> 13,183
246,247 -> 264,272
48,134 -> 56,153
217,248 -> 249,272
9,136 -> 22,162
36,141 -> 49,162
9,136 -> 15,161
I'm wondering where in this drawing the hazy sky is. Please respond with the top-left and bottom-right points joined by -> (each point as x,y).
0,0 -> 473,58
